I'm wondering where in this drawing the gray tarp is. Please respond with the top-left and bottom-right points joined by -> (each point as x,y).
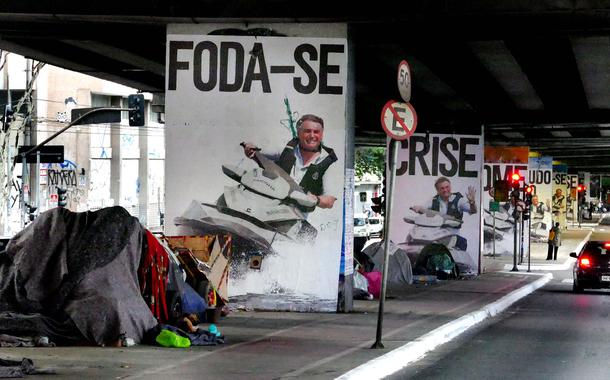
0,206 -> 157,345
362,240 -> 413,288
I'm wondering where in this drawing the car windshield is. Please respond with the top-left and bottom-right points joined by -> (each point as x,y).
354,218 -> 366,226
369,219 -> 380,225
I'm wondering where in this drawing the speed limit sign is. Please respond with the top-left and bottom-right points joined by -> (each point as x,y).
397,60 -> 412,103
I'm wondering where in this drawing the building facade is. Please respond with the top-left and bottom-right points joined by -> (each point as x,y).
1,53 -> 165,234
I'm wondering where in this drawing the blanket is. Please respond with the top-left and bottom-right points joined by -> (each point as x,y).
0,206 -> 157,345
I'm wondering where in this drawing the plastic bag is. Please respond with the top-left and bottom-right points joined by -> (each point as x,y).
353,271 -> 369,292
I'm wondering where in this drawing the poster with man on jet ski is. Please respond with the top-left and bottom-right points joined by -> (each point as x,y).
388,132 -> 483,275
528,156 -> 553,243
552,164 -> 569,228
482,147 -> 530,258
164,27 -> 347,312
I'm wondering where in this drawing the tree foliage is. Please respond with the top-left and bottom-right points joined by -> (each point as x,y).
354,147 -> 386,179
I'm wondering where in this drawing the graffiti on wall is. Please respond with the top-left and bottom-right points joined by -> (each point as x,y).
43,160 -> 87,210
47,169 -> 77,187
46,160 -> 79,188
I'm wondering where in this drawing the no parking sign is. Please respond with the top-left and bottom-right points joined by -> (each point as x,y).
380,100 -> 417,140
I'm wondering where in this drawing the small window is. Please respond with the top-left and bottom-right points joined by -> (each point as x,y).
359,192 -> 367,202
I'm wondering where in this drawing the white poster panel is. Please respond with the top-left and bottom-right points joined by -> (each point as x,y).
528,157 -> 553,242
552,165 -> 569,229
388,133 -> 483,276
165,30 -> 347,311
566,174 -> 579,224
482,162 -> 529,257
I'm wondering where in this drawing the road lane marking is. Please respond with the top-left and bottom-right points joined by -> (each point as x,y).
336,273 -> 552,380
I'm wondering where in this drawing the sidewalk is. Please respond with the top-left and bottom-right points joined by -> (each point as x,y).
481,227 -> 591,273
0,228 -> 593,379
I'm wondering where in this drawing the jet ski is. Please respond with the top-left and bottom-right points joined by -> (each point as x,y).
483,209 -> 514,231
397,207 -> 479,271
399,208 -> 467,251
174,148 -> 319,264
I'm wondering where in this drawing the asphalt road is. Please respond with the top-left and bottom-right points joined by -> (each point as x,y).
391,227 -> 610,380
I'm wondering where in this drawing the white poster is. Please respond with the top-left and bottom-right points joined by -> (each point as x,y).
566,174 -> 579,224
388,133 -> 483,276
482,147 -> 529,258
165,28 -> 347,311
553,165 -> 569,229
528,157 -> 553,242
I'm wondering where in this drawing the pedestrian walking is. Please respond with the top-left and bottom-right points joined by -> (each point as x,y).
546,225 -> 556,260
551,222 -> 561,260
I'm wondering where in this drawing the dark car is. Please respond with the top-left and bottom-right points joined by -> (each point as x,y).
571,241 -> 610,293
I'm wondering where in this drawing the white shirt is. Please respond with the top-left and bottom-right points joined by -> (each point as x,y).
292,145 -> 333,195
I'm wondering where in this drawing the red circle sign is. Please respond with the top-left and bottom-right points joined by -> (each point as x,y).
50,194 -> 58,201
380,100 -> 418,140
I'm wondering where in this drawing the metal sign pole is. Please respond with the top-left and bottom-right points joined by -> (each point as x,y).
372,139 -> 399,349
511,202 -> 519,272
576,191 -> 582,228
492,210 -> 496,257
572,192 -> 575,228
35,150 -> 40,213
520,216 -> 525,264
527,217 -> 531,272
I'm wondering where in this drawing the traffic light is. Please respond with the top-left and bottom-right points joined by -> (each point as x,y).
577,185 -> 586,193
510,172 -> 522,190
27,204 -> 37,222
510,172 -> 522,200
524,184 -> 535,205
57,187 -> 68,208
371,170 -> 386,215
128,94 -> 145,126
371,196 -> 385,215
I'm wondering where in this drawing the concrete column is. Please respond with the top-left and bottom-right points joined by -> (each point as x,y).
76,89 -> 91,211
340,26 -> 356,313
110,97 -> 121,206
138,103 -> 149,225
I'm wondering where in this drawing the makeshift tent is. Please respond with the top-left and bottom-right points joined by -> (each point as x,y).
361,240 -> 413,288
413,243 -> 457,279
0,207 -> 158,346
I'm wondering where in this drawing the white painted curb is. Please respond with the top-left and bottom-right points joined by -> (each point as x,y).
336,273 -> 553,380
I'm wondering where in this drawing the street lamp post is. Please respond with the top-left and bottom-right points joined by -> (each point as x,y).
15,95 -> 145,224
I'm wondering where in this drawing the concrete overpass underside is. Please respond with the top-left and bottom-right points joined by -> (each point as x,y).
1,1 -> 610,171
